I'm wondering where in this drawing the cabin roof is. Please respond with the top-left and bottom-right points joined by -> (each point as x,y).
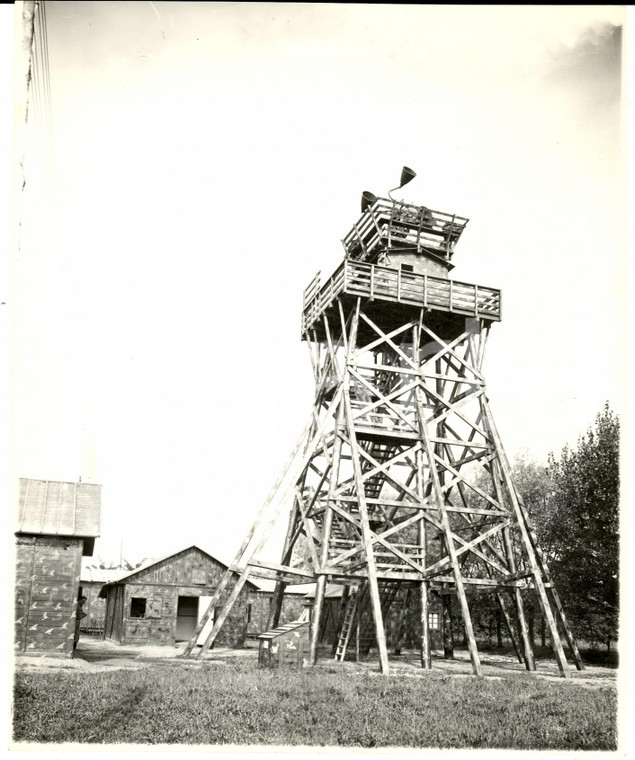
80,561 -> 127,584
17,478 -> 101,539
302,583 -> 344,599
252,579 -> 316,595
99,544 -> 261,591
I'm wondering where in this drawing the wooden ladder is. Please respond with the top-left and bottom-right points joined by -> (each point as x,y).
334,583 -> 363,661
334,581 -> 401,661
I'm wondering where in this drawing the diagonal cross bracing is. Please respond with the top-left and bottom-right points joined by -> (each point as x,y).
188,290 -> 580,679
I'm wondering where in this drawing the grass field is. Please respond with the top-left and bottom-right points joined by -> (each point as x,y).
12,658 -> 617,750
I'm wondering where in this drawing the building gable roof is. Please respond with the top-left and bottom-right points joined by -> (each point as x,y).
100,544 -> 261,591
80,561 -> 127,584
17,478 -> 101,539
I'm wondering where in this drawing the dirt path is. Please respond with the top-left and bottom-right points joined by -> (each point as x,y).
13,638 -> 616,689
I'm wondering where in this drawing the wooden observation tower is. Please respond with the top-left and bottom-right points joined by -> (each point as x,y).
184,168 -> 583,677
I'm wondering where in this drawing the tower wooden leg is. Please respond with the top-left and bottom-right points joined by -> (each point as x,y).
416,387 -> 481,676
309,574 -> 326,665
495,591 -> 524,664
549,587 -> 585,670
501,527 -> 535,671
420,582 -> 432,669
442,593 -> 454,660
482,398 -> 570,678
344,389 -> 390,675
268,580 -> 287,631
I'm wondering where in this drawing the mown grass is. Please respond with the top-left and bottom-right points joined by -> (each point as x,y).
12,660 -> 617,750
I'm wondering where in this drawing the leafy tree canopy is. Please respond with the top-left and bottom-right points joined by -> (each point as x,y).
543,402 -> 619,646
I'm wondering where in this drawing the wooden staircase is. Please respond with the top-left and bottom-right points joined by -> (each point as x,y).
360,441 -> 396,501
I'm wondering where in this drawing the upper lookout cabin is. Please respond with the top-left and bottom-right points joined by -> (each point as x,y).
343,190 -> 469,279
301,168 -> 501,340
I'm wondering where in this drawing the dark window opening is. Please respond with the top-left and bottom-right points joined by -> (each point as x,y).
247,603 -> 252,623
130,597 -> 147,618
401,263 -> 414,272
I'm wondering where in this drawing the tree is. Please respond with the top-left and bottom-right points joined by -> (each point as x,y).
91,557 -> 148,571
544,403 -> 620,649
458,406 -> 619,652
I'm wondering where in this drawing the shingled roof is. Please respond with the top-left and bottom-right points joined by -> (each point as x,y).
17,478 -> 102,539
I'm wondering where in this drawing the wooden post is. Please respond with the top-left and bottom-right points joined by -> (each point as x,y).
515,493 -> 584,671
416,444 -> 432,669
267,499 -> 301,630
414,320 -> 432,670
344,388 -> 390,674
193,389 -> 343,658
496,607 -> 502,648
547,587 -> 585,670
484,424 -> 535,671
267,580 -> 288,631
182,416 -> 315,657
481,397 -> 570,678
442,593 -> 454,659
309,399 -> 344,665
502,525 -> 535,671
495,591 -> 524,663
420,582 -> 432,668
309,575 -> 327,665
415,385 -> 481,676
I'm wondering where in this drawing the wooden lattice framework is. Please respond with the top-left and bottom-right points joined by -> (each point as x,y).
183,192 -> 583,677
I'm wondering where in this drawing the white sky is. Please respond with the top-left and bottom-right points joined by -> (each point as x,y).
8,3 -> 628,565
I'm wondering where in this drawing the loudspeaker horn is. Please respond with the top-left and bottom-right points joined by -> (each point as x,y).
399,166 -> 416,188
361,191 -> 377,212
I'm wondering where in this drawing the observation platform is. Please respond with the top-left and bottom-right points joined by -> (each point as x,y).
343,196 -> 468,264
301,260 -> 501,340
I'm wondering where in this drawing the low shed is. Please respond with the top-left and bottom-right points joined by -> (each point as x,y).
258,621 -> 310,670
246,582 -> 311,637
14,478 -> 102,657
99,545 -> 259,647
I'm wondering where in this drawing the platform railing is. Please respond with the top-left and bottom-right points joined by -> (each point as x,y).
301,261 -> 501,335
342,198 -> 469,261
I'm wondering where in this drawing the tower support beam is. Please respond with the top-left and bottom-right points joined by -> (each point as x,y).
186,187 -> 582,683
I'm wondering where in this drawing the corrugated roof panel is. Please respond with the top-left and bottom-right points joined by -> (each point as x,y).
57,481 -> 77,534
40,480 -> 60,533
16,478 -> 101,538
